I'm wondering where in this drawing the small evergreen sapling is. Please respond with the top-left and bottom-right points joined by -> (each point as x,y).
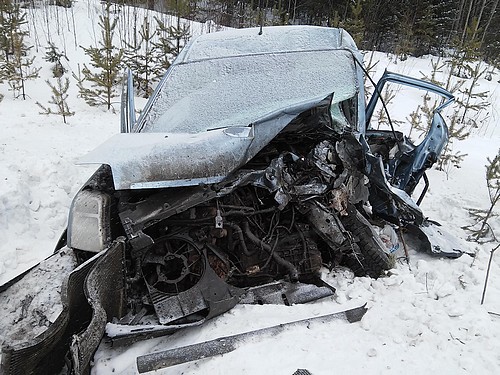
44,43 -> 68,78
152,15 -> 190,82
341,0 -> 365,48
0,0 -> 27,62
123,16 -> 156,97
36,77 -> 74,124
4,33 -> 40,100
463,149 -> 500,243
406,105 -> 422,139
451,17 -> 483,80
151,16 -> 175,80
168,20 -> 190,57
435,110 -> 469,172
455,61 -> 490,128
79,1 -> 123,109
0,0 -> 39,99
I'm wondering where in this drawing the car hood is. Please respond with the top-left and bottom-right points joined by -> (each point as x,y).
78,100 -> 323,190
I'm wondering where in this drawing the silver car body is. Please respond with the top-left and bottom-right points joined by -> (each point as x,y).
79,26 -> 365,190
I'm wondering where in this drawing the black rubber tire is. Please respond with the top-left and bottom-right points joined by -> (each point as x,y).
340,204 -> 392,278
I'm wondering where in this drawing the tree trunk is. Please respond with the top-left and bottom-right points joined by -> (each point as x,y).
461,0 -> 475,45
472,0 -> 488,42
480,0 -> 499,45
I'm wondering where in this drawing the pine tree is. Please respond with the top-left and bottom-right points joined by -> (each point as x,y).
341,0 -> 365,48
374,85 -> 403,130
151,16 -> 174,80
123,16 -> 156,97
0,0 -> 38,97
451,17 -> 483,79
463,149 -> 500,242
55,0 -> 73,7
395,10 -> 415,61
427,0 -> 457,56
152,15 -> 190,81
406,105 -> 422,139
168,21 -> 190,57
0,0 -> 27,62
455,62 -> 489,127
362,0 -> 399,51
79,1 -> 123,109
435,110 -> 469,172
36,77 -> 75,124
480,0 -> 500,62
44,42 -> 68,78
2,32 -> 40,100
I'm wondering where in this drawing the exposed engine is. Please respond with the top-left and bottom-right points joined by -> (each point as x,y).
114,106 -> 393,326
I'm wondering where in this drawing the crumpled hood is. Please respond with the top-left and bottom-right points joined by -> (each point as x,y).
78,98 -> 329,190
78,127 -> 256,190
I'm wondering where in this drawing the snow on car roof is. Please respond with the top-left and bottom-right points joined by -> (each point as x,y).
178,26 -> 358,62
139,49 -> 359,134
137,26 -> 360,134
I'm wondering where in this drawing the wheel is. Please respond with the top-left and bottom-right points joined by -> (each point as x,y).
340,204 -> 392,278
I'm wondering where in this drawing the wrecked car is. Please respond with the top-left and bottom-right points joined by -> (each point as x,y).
0,26 -> 461,374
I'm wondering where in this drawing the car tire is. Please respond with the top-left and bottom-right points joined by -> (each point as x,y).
340,204 -> 392,278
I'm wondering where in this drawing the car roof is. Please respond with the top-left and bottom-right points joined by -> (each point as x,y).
177,26 -> 359,63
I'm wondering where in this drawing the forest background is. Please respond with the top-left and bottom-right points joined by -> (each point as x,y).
141,0 -> 500,65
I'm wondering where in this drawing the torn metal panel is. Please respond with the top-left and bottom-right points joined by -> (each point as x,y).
146,263 -> 244,325
70,240 -> 127,374
0,248 -> 99,375
136,305 -> 368,373
403,221 -> 464,258
105,320 -> 207,347
310,140 -> 338,181
293,182 -> 329,196
240,281 -> 335,305
363,144 -> 424,224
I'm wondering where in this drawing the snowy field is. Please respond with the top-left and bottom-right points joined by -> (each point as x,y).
1,1 -> 500,374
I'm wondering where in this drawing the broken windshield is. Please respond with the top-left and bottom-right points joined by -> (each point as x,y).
137,49 -> 359,134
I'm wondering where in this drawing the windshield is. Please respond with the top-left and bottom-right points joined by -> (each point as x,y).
138,49 -> 359,133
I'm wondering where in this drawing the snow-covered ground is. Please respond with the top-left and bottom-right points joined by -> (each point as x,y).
1,1 -> 500,374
